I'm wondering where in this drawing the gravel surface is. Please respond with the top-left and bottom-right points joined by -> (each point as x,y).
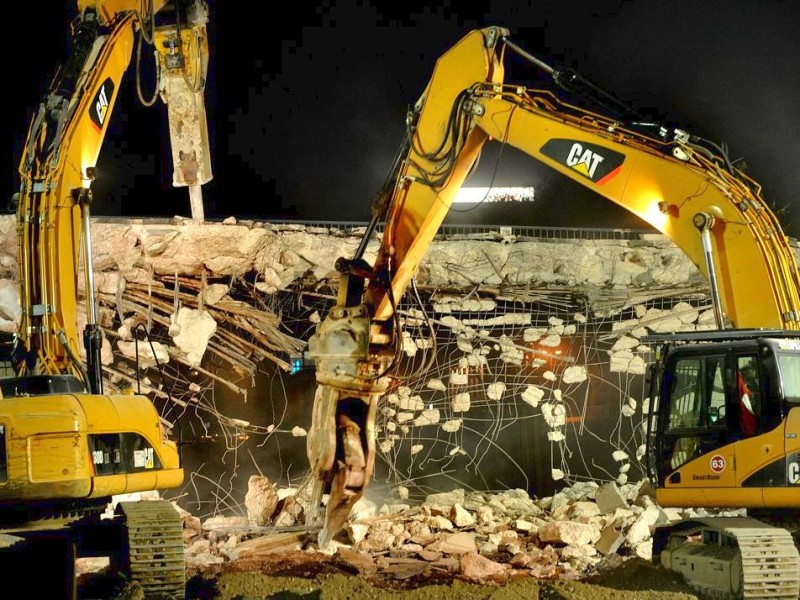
76,552 -> 703,599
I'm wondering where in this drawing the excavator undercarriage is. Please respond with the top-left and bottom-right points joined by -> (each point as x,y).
654,517 -> 800,599
0,498 -> 185,598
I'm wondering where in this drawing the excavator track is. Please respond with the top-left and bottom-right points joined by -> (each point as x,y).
116,500 -> 186,599
655,517 -> 800,599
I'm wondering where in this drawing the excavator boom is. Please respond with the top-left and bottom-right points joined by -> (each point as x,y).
368,28 -> 800,330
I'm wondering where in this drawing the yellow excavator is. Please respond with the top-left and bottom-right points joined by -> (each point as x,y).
305,26 -> 800,598
2,1 -> 211,598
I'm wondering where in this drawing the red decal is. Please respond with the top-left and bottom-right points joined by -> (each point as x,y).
710,455 -> 726,473
596,165 -> 622,186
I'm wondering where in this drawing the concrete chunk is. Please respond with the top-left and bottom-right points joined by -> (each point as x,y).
459,552 -> 510,583
427,532 -> 477,555
244,475 -> 279,526
595,482 -> 628,514
538,521 -> 601,546
595,519 -> 625,556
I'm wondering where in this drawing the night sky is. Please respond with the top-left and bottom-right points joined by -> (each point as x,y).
7,1 -> 800,236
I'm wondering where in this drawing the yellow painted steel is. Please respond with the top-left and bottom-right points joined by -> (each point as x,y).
314,26 -> 800,551
654,407 -> 800,510
0,392 -> 181,501
368,27 -> 800,330
655,422 -> 793,508
17,16 -> 135,375
371,28 -> 507,322
474,91 -> 800,330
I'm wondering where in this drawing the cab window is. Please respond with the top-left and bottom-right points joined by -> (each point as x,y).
667,356 -> 725,431
661,354 -> 727,472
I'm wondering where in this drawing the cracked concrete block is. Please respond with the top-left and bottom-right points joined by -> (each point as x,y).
424,490 -> 466,512
442,419 -> 462,432
347,523 -> 370,544
424,515 -> 454,531
169,306 -> 217,366
428,532 -> 477,555
244,475 -> 279,526
595,519 -> 625,556
426,378 -> 446,391
450,504 -> 476,528
459,552 -> 510,583
633,540 -> 653,561
562,365 -> 587,384
360,531 -> 396,553
538,521 -> 601,546
610,349 -> 634,372
595,482 -> 628,514
569,501 -> 602,520
626,506 -> 662,545
117,339 -> 170,366
413,409 -> 440,426
514,519 -> 536,532
488,530 -> 519,547
611,336 -> 640,352
487,382 -> 506,400
398,394 -> 424,411
521,385 -> 544,408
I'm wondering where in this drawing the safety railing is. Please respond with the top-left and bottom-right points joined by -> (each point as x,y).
90,216 -> 659,242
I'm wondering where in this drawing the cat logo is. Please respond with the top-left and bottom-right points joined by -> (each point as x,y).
567,144 -> 605,178
540,139 -> 625,185
89,78 -> 115,132
789,461 -> 800,485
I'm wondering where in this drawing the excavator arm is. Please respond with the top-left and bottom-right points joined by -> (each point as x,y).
15,0 -> 211,390
306,27 -> 800,546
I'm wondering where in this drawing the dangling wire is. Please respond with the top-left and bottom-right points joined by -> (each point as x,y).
407,88 -> 476,190
135,0 -> 159,107
391,277 -> 438,381
57,330 -> 91,392
135,0 -> 156,45
133,322 -> 178,413
451,103 -> 519,213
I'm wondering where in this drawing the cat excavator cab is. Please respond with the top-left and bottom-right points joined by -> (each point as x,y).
645,329 -> 800,598
2,1 -> 212,598
304,26 -> 800,598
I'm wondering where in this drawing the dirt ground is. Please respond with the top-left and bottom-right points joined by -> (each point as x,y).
78,540 -> 703,599
178,553 -> 699,600
176,552 -> 701,600
79,552 -> 702,599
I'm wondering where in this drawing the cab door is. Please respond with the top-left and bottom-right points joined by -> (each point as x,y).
653,352 -> 740,505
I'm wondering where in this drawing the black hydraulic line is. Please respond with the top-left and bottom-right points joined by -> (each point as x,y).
504,36 -> 642,119
55,11 -> 100,101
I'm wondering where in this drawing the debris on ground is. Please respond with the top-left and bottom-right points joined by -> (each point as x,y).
77,478 -> 722,598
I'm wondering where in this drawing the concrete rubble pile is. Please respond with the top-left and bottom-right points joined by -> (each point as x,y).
168,475 -> 741,585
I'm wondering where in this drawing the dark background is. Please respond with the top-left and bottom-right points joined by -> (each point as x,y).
6,1 -> 800,236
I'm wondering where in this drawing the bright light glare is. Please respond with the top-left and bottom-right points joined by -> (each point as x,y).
453,187 -> 535,204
